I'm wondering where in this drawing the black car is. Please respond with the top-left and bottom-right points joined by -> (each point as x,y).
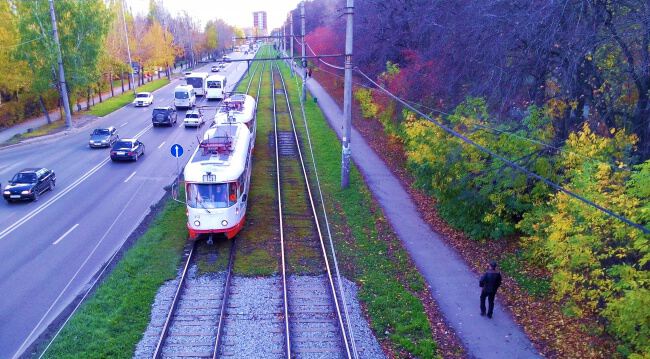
3,168 -> 56,202
89,127 -> 119,148
152,106 -> 178,127
110,139 -> 145,161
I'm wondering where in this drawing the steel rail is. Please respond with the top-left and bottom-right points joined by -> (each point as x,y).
271,58 -> 293,359
152,241 -> 196,359
288,61 -> 360,359
212,240 -> 237,358
274,61 -> 353,359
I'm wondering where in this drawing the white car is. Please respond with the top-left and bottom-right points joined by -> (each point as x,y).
183,109 -> 205,127
133,92 -> 154,107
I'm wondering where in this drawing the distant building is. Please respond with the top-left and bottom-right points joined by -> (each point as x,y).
253,11 -> 267,36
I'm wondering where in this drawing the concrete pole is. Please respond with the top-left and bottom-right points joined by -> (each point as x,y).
120,0 -> 136,94
341,0 -> 354,189
48,0 -> 72,128
290,11 -> 294,77
301,1 -> 306,101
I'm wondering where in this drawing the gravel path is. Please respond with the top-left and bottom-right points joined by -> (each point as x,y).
134,272 -> 383,359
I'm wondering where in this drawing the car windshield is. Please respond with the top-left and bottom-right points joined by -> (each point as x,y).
186,183 -> 234,209
186,77 -> 203,89
93,129 -> 110,135
175,91 -> 189,99
186,113 -> 199,118
113,141 -> 133,149
207,81 -> 221,89
12,172 -> 37,183
136,93 -> 149,98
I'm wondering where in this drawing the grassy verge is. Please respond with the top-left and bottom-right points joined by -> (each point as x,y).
87,78 -> 169,117
5,119 -> 67,144
41,193 -> 186,358
277,63 -> 439,357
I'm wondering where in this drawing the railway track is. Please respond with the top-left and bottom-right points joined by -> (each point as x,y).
151,54 -> 268,359
270,61 -> 356,359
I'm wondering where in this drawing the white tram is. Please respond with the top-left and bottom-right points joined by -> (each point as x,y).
213,93 -> 257,145
184,122 -> 253,240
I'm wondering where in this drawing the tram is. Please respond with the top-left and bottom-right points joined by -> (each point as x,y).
184,122 -> 253,240
213,94 -> 257,144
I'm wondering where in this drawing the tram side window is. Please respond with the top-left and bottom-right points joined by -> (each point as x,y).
229,181 -> 238,205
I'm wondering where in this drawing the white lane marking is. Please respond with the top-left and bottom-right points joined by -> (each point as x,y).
0,124 -> 153,241
158,141 -> 166,149
52,224 -> 79,245
124,171 -> 136,183
120,122 -> 128,127
13,180 -> 148,359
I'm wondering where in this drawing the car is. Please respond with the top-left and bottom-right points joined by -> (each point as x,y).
133,92 -> 154,107
183,109 -> 205,127
211,65 -> 220,72
3,168 -> 56,203
89,127 -> 119,148
110,139 -> 145,162
152,106 -> 178,127
222,55 -> 231,63
219,62 -> 226,69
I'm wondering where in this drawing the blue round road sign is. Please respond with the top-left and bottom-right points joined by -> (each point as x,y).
170,144 -> 184,158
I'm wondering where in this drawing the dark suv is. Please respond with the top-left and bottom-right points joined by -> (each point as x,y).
152,106 -> 178,127
3,168 -> 56,202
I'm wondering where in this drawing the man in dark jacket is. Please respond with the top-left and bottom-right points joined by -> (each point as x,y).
479,261 -> 502,318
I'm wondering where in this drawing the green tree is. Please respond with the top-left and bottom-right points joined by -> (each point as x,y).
16,0 -> 111,110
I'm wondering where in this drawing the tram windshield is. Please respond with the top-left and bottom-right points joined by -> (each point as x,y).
186,183 -> 238,209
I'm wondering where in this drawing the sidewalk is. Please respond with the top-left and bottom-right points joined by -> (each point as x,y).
301,68 -> 540,358
0,67 -> 186,144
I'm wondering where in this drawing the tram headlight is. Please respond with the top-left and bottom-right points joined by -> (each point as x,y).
194,220 -> 200,227
221,220 -> 228,227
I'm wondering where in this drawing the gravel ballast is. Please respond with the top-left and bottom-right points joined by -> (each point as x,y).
134,272 -> 383,358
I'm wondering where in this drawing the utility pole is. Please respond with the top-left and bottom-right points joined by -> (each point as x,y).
48,0 -> 72,128
341,0 -> 354,189
120,0 -> 136,94
301,1 -> 306,101
289,11 -> 294,77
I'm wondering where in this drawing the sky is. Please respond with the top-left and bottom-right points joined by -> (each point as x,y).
127,0 -> 303,30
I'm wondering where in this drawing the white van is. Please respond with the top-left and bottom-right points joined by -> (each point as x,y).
174,85 -> 196,110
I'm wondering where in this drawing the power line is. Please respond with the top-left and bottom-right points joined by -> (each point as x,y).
355,68 -> 650,234
0,36 -> 44,50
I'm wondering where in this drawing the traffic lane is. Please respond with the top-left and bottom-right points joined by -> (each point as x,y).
0,170 -> 152,358
0,123 -> 200,357
0,80 -> 182,231
0,59 -> 244,356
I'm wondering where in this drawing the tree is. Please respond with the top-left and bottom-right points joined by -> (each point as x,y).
15,0 -> 111,112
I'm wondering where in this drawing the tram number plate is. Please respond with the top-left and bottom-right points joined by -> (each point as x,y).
203,174 -> 217,182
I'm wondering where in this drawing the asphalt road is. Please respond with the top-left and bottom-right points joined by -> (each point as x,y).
0,51 -> 254,358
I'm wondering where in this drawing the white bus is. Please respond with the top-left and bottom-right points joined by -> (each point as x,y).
206,74 -> 227,100
185,72 -> 209,96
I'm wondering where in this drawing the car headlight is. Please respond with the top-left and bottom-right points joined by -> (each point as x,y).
3,191 -> 9,195
21,190 -> 30,194
194,220 -> 200,227
221,220 -> 228,227
101,140 -> 107,143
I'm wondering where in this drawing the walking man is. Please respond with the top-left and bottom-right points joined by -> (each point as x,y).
479,261 -> 502,318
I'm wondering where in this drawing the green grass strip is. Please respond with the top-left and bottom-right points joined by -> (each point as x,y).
42,194 -> 186,358
88,78 -> 169,117
276,63 -> 439,357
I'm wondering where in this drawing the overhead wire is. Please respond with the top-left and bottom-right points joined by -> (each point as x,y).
354,68 -> 650,234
